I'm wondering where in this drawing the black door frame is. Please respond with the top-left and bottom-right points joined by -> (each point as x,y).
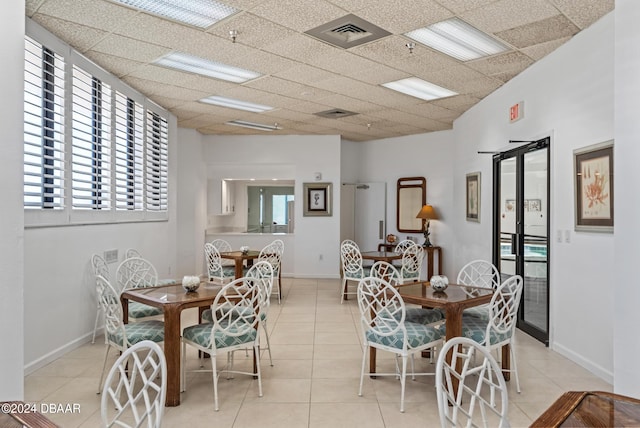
492,137 -> 550,345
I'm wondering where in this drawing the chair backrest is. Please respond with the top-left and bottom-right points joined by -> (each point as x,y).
246,261 -> 274,309
341,239 -> 359,250
92,254 -> 110,281
370,261 -> 402,287
101,340 -> 167,428
356,277 -> 406,340
435,337 -> 510,428
400,242 -> 424,281
210,239 -> 233,266
340,241 -> 363,279
394,239 -> 415,254
116,257 -> 158,292
457,260 -> 500,296
96,275 -> 127,346
259,240 -> 283,274
210,277 -> 262,349
204,243 -> 226,282
125,248 -> 142,259
486,275 -> 523,344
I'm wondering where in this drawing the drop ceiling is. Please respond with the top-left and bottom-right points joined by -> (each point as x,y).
26,0 -> 613,142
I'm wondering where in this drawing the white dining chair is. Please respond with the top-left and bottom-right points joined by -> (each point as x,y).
436,337 -> 510,428
91,253 -> 110,344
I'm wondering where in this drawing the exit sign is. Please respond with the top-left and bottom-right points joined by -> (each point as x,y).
509,101 -> 524,123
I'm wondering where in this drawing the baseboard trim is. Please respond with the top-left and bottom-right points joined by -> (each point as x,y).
552,342 -> 613,384
24,330 -> 99,375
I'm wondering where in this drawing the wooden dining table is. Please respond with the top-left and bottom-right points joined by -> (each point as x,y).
121,282 -> 228,407
361,250 -> 403,263
530,391 -> 640,427
368,282 -> 497,380
219,250 -> 260,279
0,402 -> 59,428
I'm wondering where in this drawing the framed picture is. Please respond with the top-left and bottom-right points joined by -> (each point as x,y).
466,172 -> 480,222
303,182 -> 332,216
574,140 -> 614,232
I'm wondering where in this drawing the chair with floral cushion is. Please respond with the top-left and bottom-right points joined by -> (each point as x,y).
91,253 -> 110,344
116,257 -> 164,321
340,240 -> 370,304
399,242 -> 424,282
202,261 -> 275,365
460,274 -> 523,394
435,337 -> 510,428
96,276 -> 165,394
457,260 -> 500,320
100,340 -> 167,428
181,277 -> 263,411
204,242 -> 236,284
357,276 -> 444,412
257,240 -> 283,304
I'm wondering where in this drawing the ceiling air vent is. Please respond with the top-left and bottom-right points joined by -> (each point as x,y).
314,108 -> 358,119
305,14 -> 391,49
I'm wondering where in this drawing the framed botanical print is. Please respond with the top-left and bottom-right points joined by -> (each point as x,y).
466,172 -> 480,222
574,140 -> 614,232
303,182 -> 332,216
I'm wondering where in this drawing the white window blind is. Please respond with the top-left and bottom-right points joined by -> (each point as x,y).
114,91 -> 144,210
145,111 -> 168,211
71,66 -> 112,209
24,36 -> 65,209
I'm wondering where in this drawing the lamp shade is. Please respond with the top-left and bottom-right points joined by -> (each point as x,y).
416,204 -> 439,220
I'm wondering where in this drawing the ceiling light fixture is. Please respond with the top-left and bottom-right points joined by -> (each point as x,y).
405,17 -> 509,61
111,0 -> 238,29
381,77 -> 457,101
154,52 -> 261,83
226,120 -> 282,131
200,95 -> 273,112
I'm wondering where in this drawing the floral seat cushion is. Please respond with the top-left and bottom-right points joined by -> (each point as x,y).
461,315 -> 511,345
365,321 -> 443,350
107,320 -> 164,347
182,322 -> 257,349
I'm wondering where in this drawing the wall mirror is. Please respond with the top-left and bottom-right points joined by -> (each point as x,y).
397,177 -> 426,233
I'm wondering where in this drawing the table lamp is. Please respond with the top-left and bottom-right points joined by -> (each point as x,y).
416,204 -> 439,247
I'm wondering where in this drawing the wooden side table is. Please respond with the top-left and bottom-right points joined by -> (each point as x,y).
424,246 -> 442,279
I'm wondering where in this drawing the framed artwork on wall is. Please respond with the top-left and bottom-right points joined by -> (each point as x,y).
466,172 -> 480,222
303,182 -> 332,216
574,140 -> 614,232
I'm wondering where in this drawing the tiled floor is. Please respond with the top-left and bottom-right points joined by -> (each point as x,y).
24,278 -> 612,427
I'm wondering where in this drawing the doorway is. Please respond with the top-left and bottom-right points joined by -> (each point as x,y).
341,182 -> 386,251
492,137 -> 550,344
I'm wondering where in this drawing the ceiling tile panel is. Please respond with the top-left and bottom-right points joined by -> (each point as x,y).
466,51 -> 534,76
433,0 -> 505,14
551,0 -> 614,29
206,13 -> 298,48
26,0 -> 46,16
84,51 -> 145,78
520,36 -> 571,60
35,0 -> 137,32
244,76 -> 335,101
250,0 -> 348,32
32,15 -> 108,52
496,14 -> 579,48
357,0 -> 453,33
460,0 -> 560,33
89,35 -> 171,63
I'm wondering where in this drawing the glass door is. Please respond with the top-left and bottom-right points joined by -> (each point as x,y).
493,138 -> 550,344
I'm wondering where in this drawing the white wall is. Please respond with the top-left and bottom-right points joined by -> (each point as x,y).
359,132 -> 455,275
0,0 -> 25,400
452,12 -> 615,381
197,134 -> 342,278
614,0 -> 640,398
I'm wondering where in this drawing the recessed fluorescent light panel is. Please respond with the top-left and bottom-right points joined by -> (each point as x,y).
111,0 -> 238,29
226,120 -> 281,131
154,52 -> 261,83
405,17 -> 509,61
200,96 -> 273,113
381,77 -> 457,101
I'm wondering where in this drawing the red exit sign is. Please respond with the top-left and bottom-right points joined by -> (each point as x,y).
509,101 -> 524,123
